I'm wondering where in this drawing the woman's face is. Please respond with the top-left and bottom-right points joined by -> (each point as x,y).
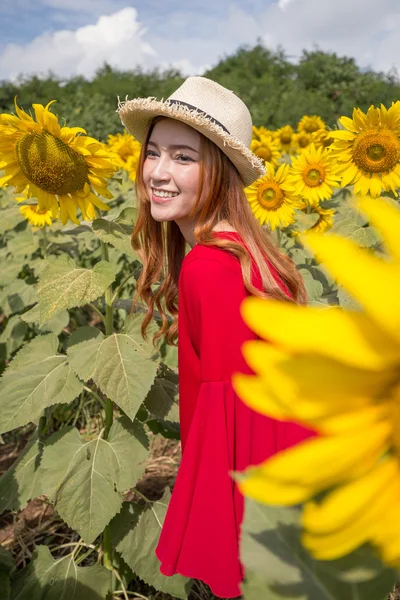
142,118 -> 202,223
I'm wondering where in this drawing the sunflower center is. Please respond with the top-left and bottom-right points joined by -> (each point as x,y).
298,135 -> 310,148
305,122 -> 319,133
352,130 -> 400,174
303,164 -> 325,187
280,134 -> 292,144
258,182 -> 284,210
16,130 -> 89,195
255,146 -> 273,162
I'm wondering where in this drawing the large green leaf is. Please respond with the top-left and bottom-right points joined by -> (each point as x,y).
11,545 -> 110,600
240,498 -> 396,600
110,489 -> 193,599
0,433 -> 43,513
39,417 -> 149,544
0,546 -> 13,600
67,318 -> 159,421
92,208 -> 138,259
0,334 -> 83,434
20,303 -> 70,335
298,268 -> 324,304
36,255 -> 117,325
0,279 -> 37,317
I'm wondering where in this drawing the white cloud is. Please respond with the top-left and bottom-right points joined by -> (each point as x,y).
259,0 -> 400,73
1,0 -> 400,83
0,7 -> 158,81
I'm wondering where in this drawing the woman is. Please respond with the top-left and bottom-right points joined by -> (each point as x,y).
118,76 -> 315,598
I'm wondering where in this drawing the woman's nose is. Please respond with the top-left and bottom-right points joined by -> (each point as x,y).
152,154 -> 171,181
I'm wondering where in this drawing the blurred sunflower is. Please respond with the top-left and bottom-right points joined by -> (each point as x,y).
0,100 -> 116,225
330,103 -> 400,197
295,132 -> 313,152
232,196 -> 400,566
312,128 -> 334,150
288,143 -> 341,207
250,134 -> 281,167
107,131 -> 141,172
298,115 -> 326,134
252,125 -> 274,141
275,125 -> 296,154
20,203 -> 53,227
245,163 -> 300,230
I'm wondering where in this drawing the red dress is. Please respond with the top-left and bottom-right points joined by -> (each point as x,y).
154,231 -> 315,598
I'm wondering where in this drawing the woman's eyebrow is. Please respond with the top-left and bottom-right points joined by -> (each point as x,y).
147,140 -> 199,154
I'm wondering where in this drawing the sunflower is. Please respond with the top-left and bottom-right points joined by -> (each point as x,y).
125,152 -> 141,182
19,203 -> 53,228
232,196 -> 400,566
0,100 -> 116,225
298,115 -> 326,134
250,134 -> 281,167
311,128 -> 334,150
329,103 -> 400,197
274,125 -> 296,154
287,143 -> 341,207
245,163 -> 301,230
294,131 -> 313,152
106,131 -> 141,171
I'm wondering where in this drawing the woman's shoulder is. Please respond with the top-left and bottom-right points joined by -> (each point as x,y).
181,238 -> 241,276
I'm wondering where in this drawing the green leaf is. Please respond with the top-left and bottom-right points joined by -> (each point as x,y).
11,545 -> 110,599
145,368 -> 179,424
110,489 -> 192,599
0,432 -> 43,513
293,210 -> 319,233
240,498 -> 395,600
0,546 -> 13,600
0,334 -> 83,435
337,287 -> 361,311
298,268 -> 323,302
0,279 -> 37,317
92,209 -> 138,259
1,258 -> 24,287
36,255 -> 117,325
0,314 -> 27,361
0,204 -> 26,234
7,228 -> 40,258
39,417 -> 149,544
67,318 -> 159,421
20,303 -> 70,335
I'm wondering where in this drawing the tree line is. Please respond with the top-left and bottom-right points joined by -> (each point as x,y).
1,41 -> 399,141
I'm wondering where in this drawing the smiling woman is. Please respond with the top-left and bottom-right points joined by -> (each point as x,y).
118,76 -> 314,597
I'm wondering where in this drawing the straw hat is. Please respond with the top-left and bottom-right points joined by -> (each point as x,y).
117,76 -> 266,187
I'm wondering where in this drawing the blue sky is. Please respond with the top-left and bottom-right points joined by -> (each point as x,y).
1,0 -> 400,82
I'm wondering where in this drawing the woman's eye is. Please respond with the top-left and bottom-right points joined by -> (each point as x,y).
145,150 -> 156,157
176,154 -> 193,162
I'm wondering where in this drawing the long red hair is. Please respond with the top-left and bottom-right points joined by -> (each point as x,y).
130,116 -> 307,347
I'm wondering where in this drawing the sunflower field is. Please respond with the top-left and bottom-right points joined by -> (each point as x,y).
1,62 -> 400,600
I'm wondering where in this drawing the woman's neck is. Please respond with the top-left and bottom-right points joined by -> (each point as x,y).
176,218 -> 237,248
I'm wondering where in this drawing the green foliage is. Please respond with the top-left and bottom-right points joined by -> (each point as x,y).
38,417 -> 149,544
109,488 -> 193,598
241,497 -> 396,600
0,333 -> 83,434
2,44 -> 400,138
11,545 -> 110,599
